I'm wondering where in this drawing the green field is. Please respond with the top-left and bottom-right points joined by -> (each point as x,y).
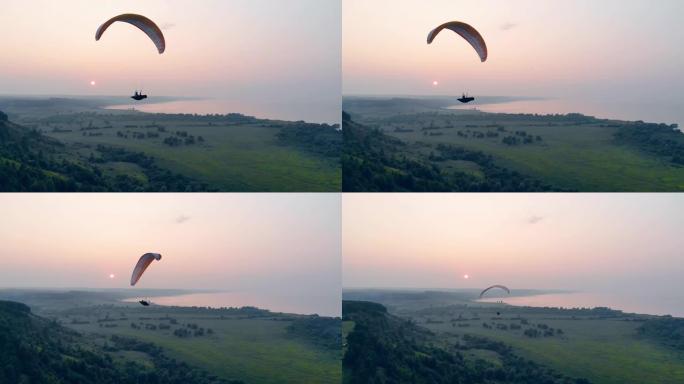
343,96 -> 684,191
2,289 -> 341,384
1,97 -> 340,192
43,117 -> 339,191
343,289 -> 684,384
63,308 -> 340,384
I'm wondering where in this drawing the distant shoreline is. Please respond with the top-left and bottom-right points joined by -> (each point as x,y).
343,94 -> 681,128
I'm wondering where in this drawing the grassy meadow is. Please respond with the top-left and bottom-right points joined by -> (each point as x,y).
0,97 -> 340,191
343,289 -> 684,384
343,97 -> 684,191
1,289 -> 341,384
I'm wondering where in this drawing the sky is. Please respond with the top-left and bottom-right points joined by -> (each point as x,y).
343,0 -> 684,102
0,194 -> 341,302
343,194 -> 684,297
0,0 -> 340,120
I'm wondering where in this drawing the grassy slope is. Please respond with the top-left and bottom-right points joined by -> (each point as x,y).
384,117 -> 684,191
345,98 -> 684,191
348,289 -> 684,384
61,308 -> 340,384
44,121 -> 340,192
421,312 -> 684,384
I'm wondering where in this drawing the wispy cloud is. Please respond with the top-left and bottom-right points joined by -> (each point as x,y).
160,22 -> 176,31
501,22 -> 517,31
527,215 -> 543,224
175,215 -> 190,224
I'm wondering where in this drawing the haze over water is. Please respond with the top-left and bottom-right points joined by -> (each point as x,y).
133,291 -> 340,317
107,98 -> 339,125
481,291 -> 684,318
449,97 -> 683,129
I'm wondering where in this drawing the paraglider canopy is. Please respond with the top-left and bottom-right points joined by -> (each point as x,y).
96,13 -> 166,54
427,21 -> 488,62
130,252 -> 162,286
479,284 -> 510,298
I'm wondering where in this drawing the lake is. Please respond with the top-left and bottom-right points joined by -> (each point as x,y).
481,291 -> 684,317
106,98 -> 340,125
126,291 -> 340,317
449,98 -> 683,129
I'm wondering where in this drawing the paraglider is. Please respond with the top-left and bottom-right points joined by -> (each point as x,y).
427,21 -> 487,62
457,93 -> 475,103
96,14 -> 166,54
130,252 -> 162,286
479,284 -> 510,299
131,253 -> 161,307
131,90 -> 148,101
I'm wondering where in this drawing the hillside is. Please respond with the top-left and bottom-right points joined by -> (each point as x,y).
0,110 -> 211,191
0,97 -> 342,192
0,300 -> 237,384
342,300 -> 590,384
343,96 -> 684,192
342,111 -> 561,192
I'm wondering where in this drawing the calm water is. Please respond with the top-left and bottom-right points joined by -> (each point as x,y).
450,98 -> 683,129
481,292 -> 684,317
107,98 -> 339,125
125,291 -> 340,317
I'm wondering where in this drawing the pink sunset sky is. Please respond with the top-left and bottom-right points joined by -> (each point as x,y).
343,0 -> 684,102
343,194 -> 684,295
0,194 -> 340,298
0,0 -> 340,107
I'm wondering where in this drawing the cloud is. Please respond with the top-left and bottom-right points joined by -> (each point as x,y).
160,22 -> 176,30
527,215 -> 544,224
500,22 -> 517,31
175,215 -> 190,224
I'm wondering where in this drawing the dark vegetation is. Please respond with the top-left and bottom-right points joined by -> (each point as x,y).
276,122 -> 342,162
286,315 -> 342,351
342,112 -> 563,192
92,145 -> 213,191
0,300 -> 239,384
0,112 -> 105,191
638,317 -> 684,351
614,122 -> 684,165
342,300 -> 591,384
0,110 -> 212,191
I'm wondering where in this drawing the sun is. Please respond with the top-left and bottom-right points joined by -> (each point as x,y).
90,80 -> 96,86
109,273 -> 115,279
463,274 -> 470,279
432,80 -> 439,86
